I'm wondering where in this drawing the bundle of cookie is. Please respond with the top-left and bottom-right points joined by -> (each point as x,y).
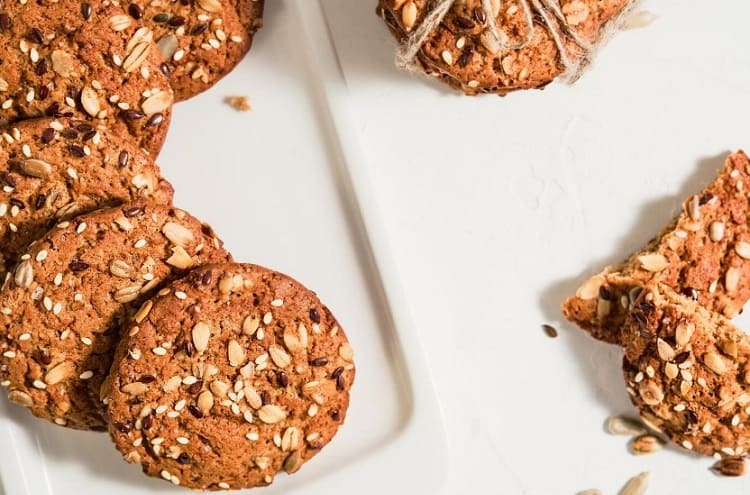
377,0 -> 639,95
562,150 -> 750,470
0,1 -> 356,490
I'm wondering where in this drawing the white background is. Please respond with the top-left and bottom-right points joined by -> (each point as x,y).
2,1 -> 750,494
322,1 -> 750,494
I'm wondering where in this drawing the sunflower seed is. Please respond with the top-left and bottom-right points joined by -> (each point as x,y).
736,242 -> 750,260
45,362 -> 74,385
656,338 -> 675,361
197,0 -> 222,12
14,260 -> 33,288
80,85 -> 100,117
605,415 -> 647,436
243,315 -> 260,336
192,322 -> 210,353
675,321 -> 695,347
258,404 -> 286,424
162,222 -> 194,247
402,1 -> 417,31
228,340 -> 245,366
726,267 -> 741,294
638,253 -> 669,272
630,434 -> 664,455
197,390 -> 213,413
166,246 -> 194,269
209,380 -> 229,398
711,458 -> 746,477
141,91 -> 172,116
709,221 -> 725,242
122,381 -> 148,395
269,345 -> 291,368
8,390 -> 33,407
705,352 -> 729,374
21,159 -> 52,178
619,472 -> 649,495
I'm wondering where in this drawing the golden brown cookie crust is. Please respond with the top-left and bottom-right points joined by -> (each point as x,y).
0,117 -> 174,282
0,0 -> 174,154
563,151 -> 750,345
129,0 -> 260,101
0,203 -> 231,429
622,283 -> 750,459
106,263 -> 355,490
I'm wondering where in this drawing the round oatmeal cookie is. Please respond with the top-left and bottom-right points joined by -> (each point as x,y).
0,0 -> 174,154
106,263 -> 355,490
377,0 -> 633,95
622,283 -> 750,459
0,203 -> 231,430
0,116 -> 173,282
128,0 -> 262,101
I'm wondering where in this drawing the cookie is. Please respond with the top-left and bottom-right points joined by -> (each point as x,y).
0,203 -> 231,429
563,151 -> 750,345
377,0 -> 633,95
0,0 -> 174,154
622,283 -> 750,459
106,263 -> 354,490
0,116 -> 173,282
129,0 -> 263,101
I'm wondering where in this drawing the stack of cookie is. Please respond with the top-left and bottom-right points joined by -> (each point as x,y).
563,151 -> 750,469
0,0 -> 356,491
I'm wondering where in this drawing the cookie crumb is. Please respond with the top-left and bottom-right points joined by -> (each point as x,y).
541,324 -> 558,338
711,458 -> 746,477
225,95 -> 251,112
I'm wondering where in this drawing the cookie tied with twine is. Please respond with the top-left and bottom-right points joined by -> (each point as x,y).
377,0 -> 640,95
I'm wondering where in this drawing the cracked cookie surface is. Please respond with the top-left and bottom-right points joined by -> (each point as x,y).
563,151 -> 750,345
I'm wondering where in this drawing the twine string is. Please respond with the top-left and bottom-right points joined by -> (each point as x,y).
395,0 -> 636,82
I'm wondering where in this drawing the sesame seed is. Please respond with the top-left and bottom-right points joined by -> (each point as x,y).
263,312 -> 272,325
134,239 -> 147,248
152,347 -> 167,356
176,437 -> 189,445
33,380 -> 47,389
175,291 -> 187,300
246,431 -> 259,441
81,337 -> 92,346
36,250 -> 48,262
18,333 -> 30,341
2,351 -> 16,358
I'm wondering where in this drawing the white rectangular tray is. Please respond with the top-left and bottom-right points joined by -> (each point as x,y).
0,2 -> 447,493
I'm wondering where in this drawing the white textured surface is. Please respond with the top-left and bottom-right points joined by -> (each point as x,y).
324,0 -> 750,493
